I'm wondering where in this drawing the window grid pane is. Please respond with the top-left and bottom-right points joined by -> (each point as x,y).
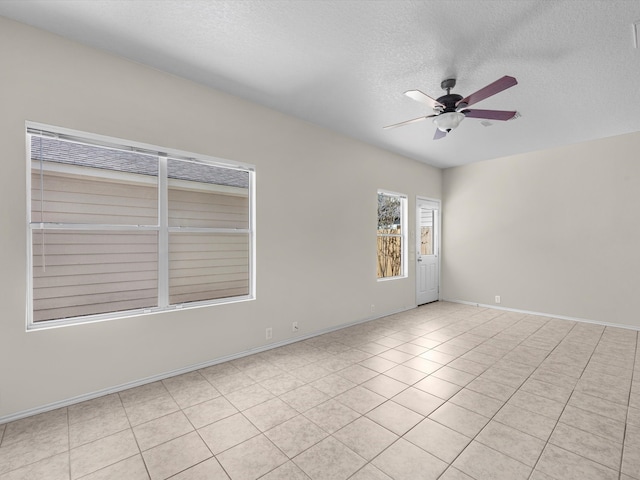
377,192 -> 405,279
27,128 -> 254,326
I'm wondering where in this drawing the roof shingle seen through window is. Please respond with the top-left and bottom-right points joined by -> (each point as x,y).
30,136 -> 249,189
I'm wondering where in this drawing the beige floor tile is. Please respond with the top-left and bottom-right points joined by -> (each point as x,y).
429,402 -> 489,438
357,342 -> 392,355
536,444 -> 618,480
133,411 -> 194,451
402,357 -> 442,375
265,415 -> 327,458
374,337 -> 405,349
372,438 -> 447,480
359,356 -> 397,373
464,377 -> 515,402
529,368 -> 579,389
549,423 -> 622,470
453,441 -> 531,480
404,418 -> 471,463
333,417 -> 397,460
410,337 -> 441,349
377,348 -> 414,364
475,421 -> 545,467
334,386 -> 386,414
420,350 -> 457,365
480,366 -> 529,388
394,342 -> 428,356
0,429 -> 68,475
124,395 -> 180,427
348,464 -> 392,479
361,375 -> 408,398
207,372 -> 256,395
68,394 -> 123,425
78,455 -> 149,480
243,398 -> 298,431
198,362 -> 241,382
170,458 -> 229,480
449,388 -> 503,418
382,365 -> 427,385
198,413 -> 259,455
218,435 -> 288,480
119,382 -> 169,408
311,374 -> 357,397
414,376 -> 462,400
182,397 -> 237,429
559,405 -> 625,443
142,431 -> 211,480
0,452 -> 68,480
294,436 -> 366,480
431,366 -> 476,386
567,391 -> 627,423
303,400 -> 360,434
162,373 -> 221,409
508,390 -> 565,420
242,363 -> 286,382
520,378 -> 573,404
70,429 -> 139,479
493,404 -> 557,441
391,387 -> 444,417
280,385 -> 330,413
224,383 -> 275,411
291,363 -> 333,383
260,461 -> 311,479
260,373 -> 306,396
366,400 -> 423,436
1,408 -> 68,447
622,442 -> 640,479
69,408 -> 130,448
447,358 -> 488,376
337,365 -> 380,384
438,467 -> 475,480
528,470 -> 557,480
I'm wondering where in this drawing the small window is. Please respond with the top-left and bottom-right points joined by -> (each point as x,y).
27,124 -> 254,327
377,191 -> 407,279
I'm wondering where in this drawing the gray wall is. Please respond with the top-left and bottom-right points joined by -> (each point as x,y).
442,131 -> 640,328
0,18 -> 441,419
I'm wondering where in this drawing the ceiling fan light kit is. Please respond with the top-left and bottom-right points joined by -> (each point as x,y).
385,75 -> 519,140
433,111 -> 465,132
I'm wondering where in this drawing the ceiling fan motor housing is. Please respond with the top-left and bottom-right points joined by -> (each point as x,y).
435,93 -> 463,114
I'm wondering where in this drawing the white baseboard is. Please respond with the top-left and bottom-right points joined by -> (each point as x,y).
443,298 -> 640,332
0,306 -> 414,425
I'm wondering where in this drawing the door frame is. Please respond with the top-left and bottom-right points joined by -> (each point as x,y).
416,196 -> 441,305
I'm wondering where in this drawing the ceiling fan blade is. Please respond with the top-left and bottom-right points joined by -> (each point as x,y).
433,128 -> 447,140
456,76 -> 518,108
463,109 -> 518,121
383,115 -> 436,130
405,90 -> 444,109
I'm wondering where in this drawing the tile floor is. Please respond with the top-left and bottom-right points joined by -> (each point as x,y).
1,301 -> 639,480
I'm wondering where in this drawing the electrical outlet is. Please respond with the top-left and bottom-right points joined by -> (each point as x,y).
292,321 -> 299,332
495,295 -> 501,304
371,304 -> 375,313
265,327 -> 272,340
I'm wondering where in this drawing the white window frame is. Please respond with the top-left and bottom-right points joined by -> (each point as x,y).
26,122 -> 256,330
377,190 -> 408,281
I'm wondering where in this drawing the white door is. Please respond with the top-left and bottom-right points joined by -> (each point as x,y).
416,198 -> 439,305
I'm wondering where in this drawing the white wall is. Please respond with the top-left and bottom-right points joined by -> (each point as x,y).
0,17 -> 441,419
441,131 -> 640,329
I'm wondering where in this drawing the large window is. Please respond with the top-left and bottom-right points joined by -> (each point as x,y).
27,124 -> 254,328
377,191 -> 407,279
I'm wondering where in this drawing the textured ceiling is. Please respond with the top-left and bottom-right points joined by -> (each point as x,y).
1,0 -> 639,168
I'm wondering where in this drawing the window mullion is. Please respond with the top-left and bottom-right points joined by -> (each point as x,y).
158,155 -> 169,308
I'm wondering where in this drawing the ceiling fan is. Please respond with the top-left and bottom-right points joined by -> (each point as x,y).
384,76 -> 518,140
